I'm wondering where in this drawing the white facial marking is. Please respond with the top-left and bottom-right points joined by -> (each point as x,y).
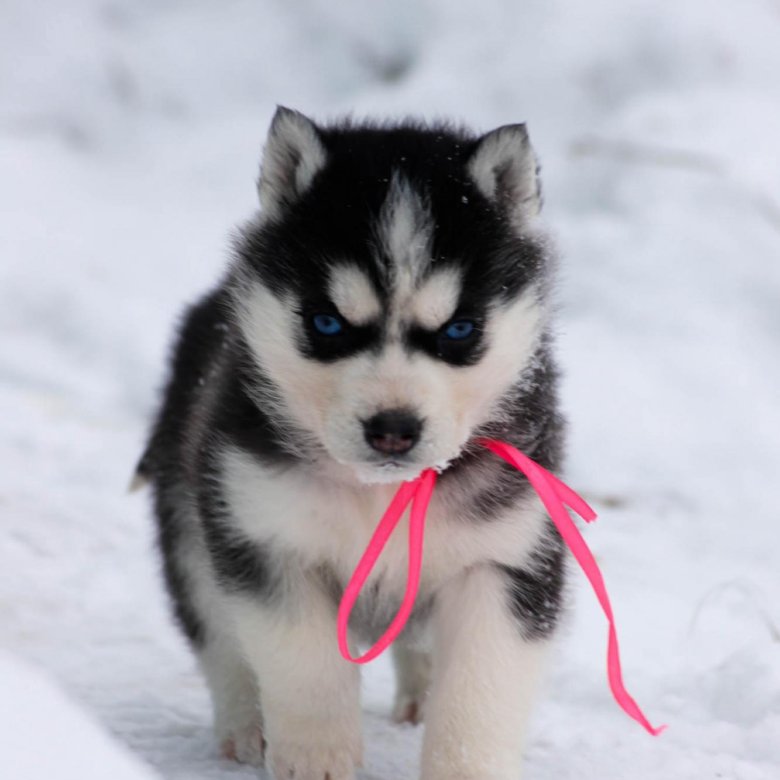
409,269 -> 462,330
234,269 -> 546,483
446,286 -> 544,426
377,174 -> 433,319
328,266 -> 381,325
234,279 -> 332,447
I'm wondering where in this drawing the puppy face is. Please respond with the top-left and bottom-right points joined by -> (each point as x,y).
233,109 -> 551,483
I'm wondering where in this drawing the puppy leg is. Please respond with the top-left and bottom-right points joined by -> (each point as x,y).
392,644 -> 431,725
230,581 -> 363,780
199,639 -> 264,766
421,564 -> 553,780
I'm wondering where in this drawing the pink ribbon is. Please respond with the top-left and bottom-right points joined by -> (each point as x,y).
336,438 -> 666,736
337,468 -> 436,664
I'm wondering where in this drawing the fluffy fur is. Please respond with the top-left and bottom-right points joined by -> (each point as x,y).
137,107 -> 567,780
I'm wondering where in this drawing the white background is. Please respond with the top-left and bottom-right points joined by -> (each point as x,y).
2,1 -> 779,777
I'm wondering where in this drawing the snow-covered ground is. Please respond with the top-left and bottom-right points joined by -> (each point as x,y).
2,1 -> 779,777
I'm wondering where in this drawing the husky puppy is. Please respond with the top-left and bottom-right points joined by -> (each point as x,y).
136,107 -> 566,780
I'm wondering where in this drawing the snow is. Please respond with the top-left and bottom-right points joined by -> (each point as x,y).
0,652 -> 160,780
2,1 -> 779,778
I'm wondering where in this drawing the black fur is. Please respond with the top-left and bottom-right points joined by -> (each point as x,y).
498,526 -> 566,640
136,288 -> 230,481
235,119 -> 547,367
298,310 -> 382,362
139,291 -> 294,644
152,485 -> 206,646
194,442 -> 279,597
138,289 -> 235,647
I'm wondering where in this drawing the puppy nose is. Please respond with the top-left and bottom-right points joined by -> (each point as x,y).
363,410 -> 423,455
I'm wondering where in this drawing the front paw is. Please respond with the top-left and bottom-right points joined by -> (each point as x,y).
218,721 -> 265,767
392,690 -> 426,725
422,751 -> 524,780
268,738 -> 361,780
422,759 -> 523,780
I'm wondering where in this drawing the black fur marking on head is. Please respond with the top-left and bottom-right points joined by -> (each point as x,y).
406,315 -> 487,366
497,524 -> 566,640
297,305 -> 382,362
233,117 -> 549,363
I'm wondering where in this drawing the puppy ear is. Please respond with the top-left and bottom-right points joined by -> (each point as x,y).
467,124 -> 542,227
258,106 -> 327,218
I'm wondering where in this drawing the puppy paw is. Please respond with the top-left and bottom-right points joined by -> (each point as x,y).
391,646 -> 430,726
392,691 -> 425,725
268,739 -> 360,780
218,722 -> 265,767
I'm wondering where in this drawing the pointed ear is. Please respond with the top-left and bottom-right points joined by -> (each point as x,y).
467,123 -> 542,227
257,106 -> 327,218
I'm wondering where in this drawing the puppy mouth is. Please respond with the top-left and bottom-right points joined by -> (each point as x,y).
348,456 -> 426,485
327,435 -> 465,484
349,447 -> 461,485
354,444 -> 424,470
373,459 -> 410,471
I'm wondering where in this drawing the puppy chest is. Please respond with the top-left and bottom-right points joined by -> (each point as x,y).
220,450 -> 542,603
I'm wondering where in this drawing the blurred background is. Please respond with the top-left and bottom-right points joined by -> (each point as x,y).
2,1 -> 779,778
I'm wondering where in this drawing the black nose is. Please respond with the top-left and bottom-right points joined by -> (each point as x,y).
363,410 -> 423,456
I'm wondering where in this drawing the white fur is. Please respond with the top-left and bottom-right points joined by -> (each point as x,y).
216,441 -> 551,779
235,278 -> 545,484
234,281 -> 328,445
228,581 -> 363,780
328,265 -> 382,325
219,444 -> 547,600
421,565 -> 550,780
377,174 -> 433,325
159,485 -> 267,764
409,269 -> 462,330
215,445 -> 551,780
195,428 -> 552,779
199,641 -> 264,766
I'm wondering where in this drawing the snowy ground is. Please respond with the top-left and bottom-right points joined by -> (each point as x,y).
2,1 -> 780,778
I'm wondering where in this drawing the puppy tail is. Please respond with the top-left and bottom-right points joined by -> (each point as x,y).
128,470 -> 148,493
128,451 -> 152,493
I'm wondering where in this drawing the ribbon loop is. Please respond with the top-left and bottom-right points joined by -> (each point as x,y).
336,439 -> 665,736
336,470 -> 436,663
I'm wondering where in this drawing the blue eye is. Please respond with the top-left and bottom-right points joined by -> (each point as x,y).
312,313 -> 343,336
444,320 -> 475,340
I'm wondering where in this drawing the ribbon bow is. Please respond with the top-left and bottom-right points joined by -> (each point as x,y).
336,438 -> 666,736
